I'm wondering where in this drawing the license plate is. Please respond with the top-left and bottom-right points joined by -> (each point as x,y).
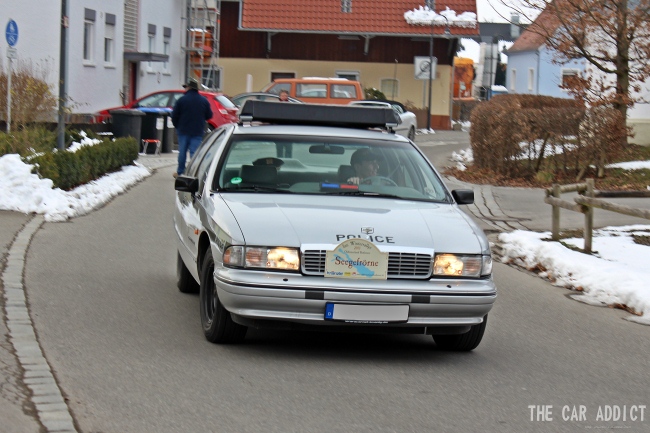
324,303 -> 409,323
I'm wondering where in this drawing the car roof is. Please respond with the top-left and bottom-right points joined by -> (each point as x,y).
232,92 -> 303,101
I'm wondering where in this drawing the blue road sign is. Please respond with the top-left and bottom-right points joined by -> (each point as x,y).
6,19 -> 19,47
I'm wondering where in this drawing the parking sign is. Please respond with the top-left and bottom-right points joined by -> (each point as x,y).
6,19 -> 19,47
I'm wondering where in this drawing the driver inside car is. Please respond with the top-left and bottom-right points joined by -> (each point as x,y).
346,148 -> 382,185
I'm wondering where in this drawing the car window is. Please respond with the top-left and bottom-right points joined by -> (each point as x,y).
297,84 -> 327,99
332,84 -> 358,99
215,94 -> 236,109
266,83 -> 290,95
136,92 -> 172,107
186,130 -> 225,178
195,133 -> 228,191
217,134 -> 449,201
169,93 -> 183,106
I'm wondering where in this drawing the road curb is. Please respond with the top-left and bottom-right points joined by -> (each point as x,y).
1,215 -> 78,433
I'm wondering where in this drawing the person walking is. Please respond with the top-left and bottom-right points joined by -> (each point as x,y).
171,78 -> 213,177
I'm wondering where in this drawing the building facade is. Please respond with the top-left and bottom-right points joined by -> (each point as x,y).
1,0 -> 184,119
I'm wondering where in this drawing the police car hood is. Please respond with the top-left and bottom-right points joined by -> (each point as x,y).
221,194 -> 486,254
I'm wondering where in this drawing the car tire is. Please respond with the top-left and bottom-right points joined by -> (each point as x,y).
433,315 -> 487,351
199,248 -> 247,344
177,252 -> 199,294
408,126 -> 416,141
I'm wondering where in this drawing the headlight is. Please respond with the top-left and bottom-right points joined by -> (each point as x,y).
433,254 -> 492,277
223,246 -> 300,270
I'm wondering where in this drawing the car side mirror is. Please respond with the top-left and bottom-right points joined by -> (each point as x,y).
452,189 -> 474,205
175,176 -> 199,194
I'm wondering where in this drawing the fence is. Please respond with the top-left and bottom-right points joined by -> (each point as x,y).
544,178 -> 650,253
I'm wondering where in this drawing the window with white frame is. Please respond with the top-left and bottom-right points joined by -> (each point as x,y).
147,24 -> 156,72
380,79 -> 399,99
104,14 -> 116,65
528,68 -> 534,92
83,9 -> 96,63
336,71 -> 359,81
510,69 -> 516,91
561,68 -> 580,89
341,0 -> 352,13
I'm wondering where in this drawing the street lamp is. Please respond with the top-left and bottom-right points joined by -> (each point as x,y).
426,15 -> 450,131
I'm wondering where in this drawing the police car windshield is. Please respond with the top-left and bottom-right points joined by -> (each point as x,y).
217,135 -> 450,202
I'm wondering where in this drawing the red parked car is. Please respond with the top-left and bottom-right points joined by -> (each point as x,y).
95,89 -> 239,131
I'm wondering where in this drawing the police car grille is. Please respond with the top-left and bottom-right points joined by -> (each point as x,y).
301,250 -> 432,278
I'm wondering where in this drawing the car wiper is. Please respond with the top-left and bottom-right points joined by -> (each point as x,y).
221,185 -> 291,193
324,190 -> 403,199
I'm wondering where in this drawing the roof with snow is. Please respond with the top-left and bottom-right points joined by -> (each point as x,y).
239,0 -> 480,37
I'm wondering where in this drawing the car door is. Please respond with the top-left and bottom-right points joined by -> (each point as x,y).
175,130 -> 227,264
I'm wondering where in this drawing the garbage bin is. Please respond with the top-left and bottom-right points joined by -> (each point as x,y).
140,107 -> 174,154
162,113 -> 175,153
110,109 -> 145,143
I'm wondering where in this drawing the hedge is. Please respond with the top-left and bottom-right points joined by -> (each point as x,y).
30,137 -> 139,190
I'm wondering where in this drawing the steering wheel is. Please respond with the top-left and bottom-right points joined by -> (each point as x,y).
362,176 -> 398,186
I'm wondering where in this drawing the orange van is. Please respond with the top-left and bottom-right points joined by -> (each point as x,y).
262,78 -> 364,105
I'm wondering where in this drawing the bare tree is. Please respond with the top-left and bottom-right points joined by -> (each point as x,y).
496,0 -> 650,136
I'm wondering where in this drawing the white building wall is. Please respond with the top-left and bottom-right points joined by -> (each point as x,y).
68,1 -> 125,113
136,0 -> 185,98
1,1 -> 61,114
2,0 -> 187,117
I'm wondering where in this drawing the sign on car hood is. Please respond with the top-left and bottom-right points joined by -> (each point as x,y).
221,194 -> 483,254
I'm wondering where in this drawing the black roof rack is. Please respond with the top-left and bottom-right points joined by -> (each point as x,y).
238,100 -> 400,130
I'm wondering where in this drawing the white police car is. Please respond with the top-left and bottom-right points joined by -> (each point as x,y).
174,101 -> 495,351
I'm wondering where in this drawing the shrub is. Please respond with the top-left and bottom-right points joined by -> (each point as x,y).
0,60 -> 58,128
469,94 -> 585,177
0,126 -> 56,156
576,106 -> 627,179
30,137 -> 138,190
364,88 -> 386,100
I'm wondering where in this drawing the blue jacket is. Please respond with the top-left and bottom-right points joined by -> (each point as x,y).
171,89 -> 213,137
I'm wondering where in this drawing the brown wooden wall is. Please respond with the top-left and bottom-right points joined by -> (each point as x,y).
219,2 -> 455,66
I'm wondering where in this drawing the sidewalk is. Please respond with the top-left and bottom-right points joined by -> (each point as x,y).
0,152 -> 176,433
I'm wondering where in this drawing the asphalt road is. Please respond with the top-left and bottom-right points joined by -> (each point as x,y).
21,153 -> 650,432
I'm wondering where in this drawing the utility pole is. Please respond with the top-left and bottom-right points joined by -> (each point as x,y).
57,0 -> 69,150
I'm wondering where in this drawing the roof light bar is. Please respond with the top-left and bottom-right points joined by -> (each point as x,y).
238,100 -> 400,130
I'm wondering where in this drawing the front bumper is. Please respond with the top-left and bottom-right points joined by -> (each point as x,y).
215,267 -> 496,332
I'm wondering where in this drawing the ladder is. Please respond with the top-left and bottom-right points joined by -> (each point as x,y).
184,0 -> 221,90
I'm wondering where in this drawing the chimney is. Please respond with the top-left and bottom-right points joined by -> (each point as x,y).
510,13 -> 520,39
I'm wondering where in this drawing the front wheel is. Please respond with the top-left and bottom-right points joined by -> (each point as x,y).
433,315 -> 487,351
199,248 -> 247,344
